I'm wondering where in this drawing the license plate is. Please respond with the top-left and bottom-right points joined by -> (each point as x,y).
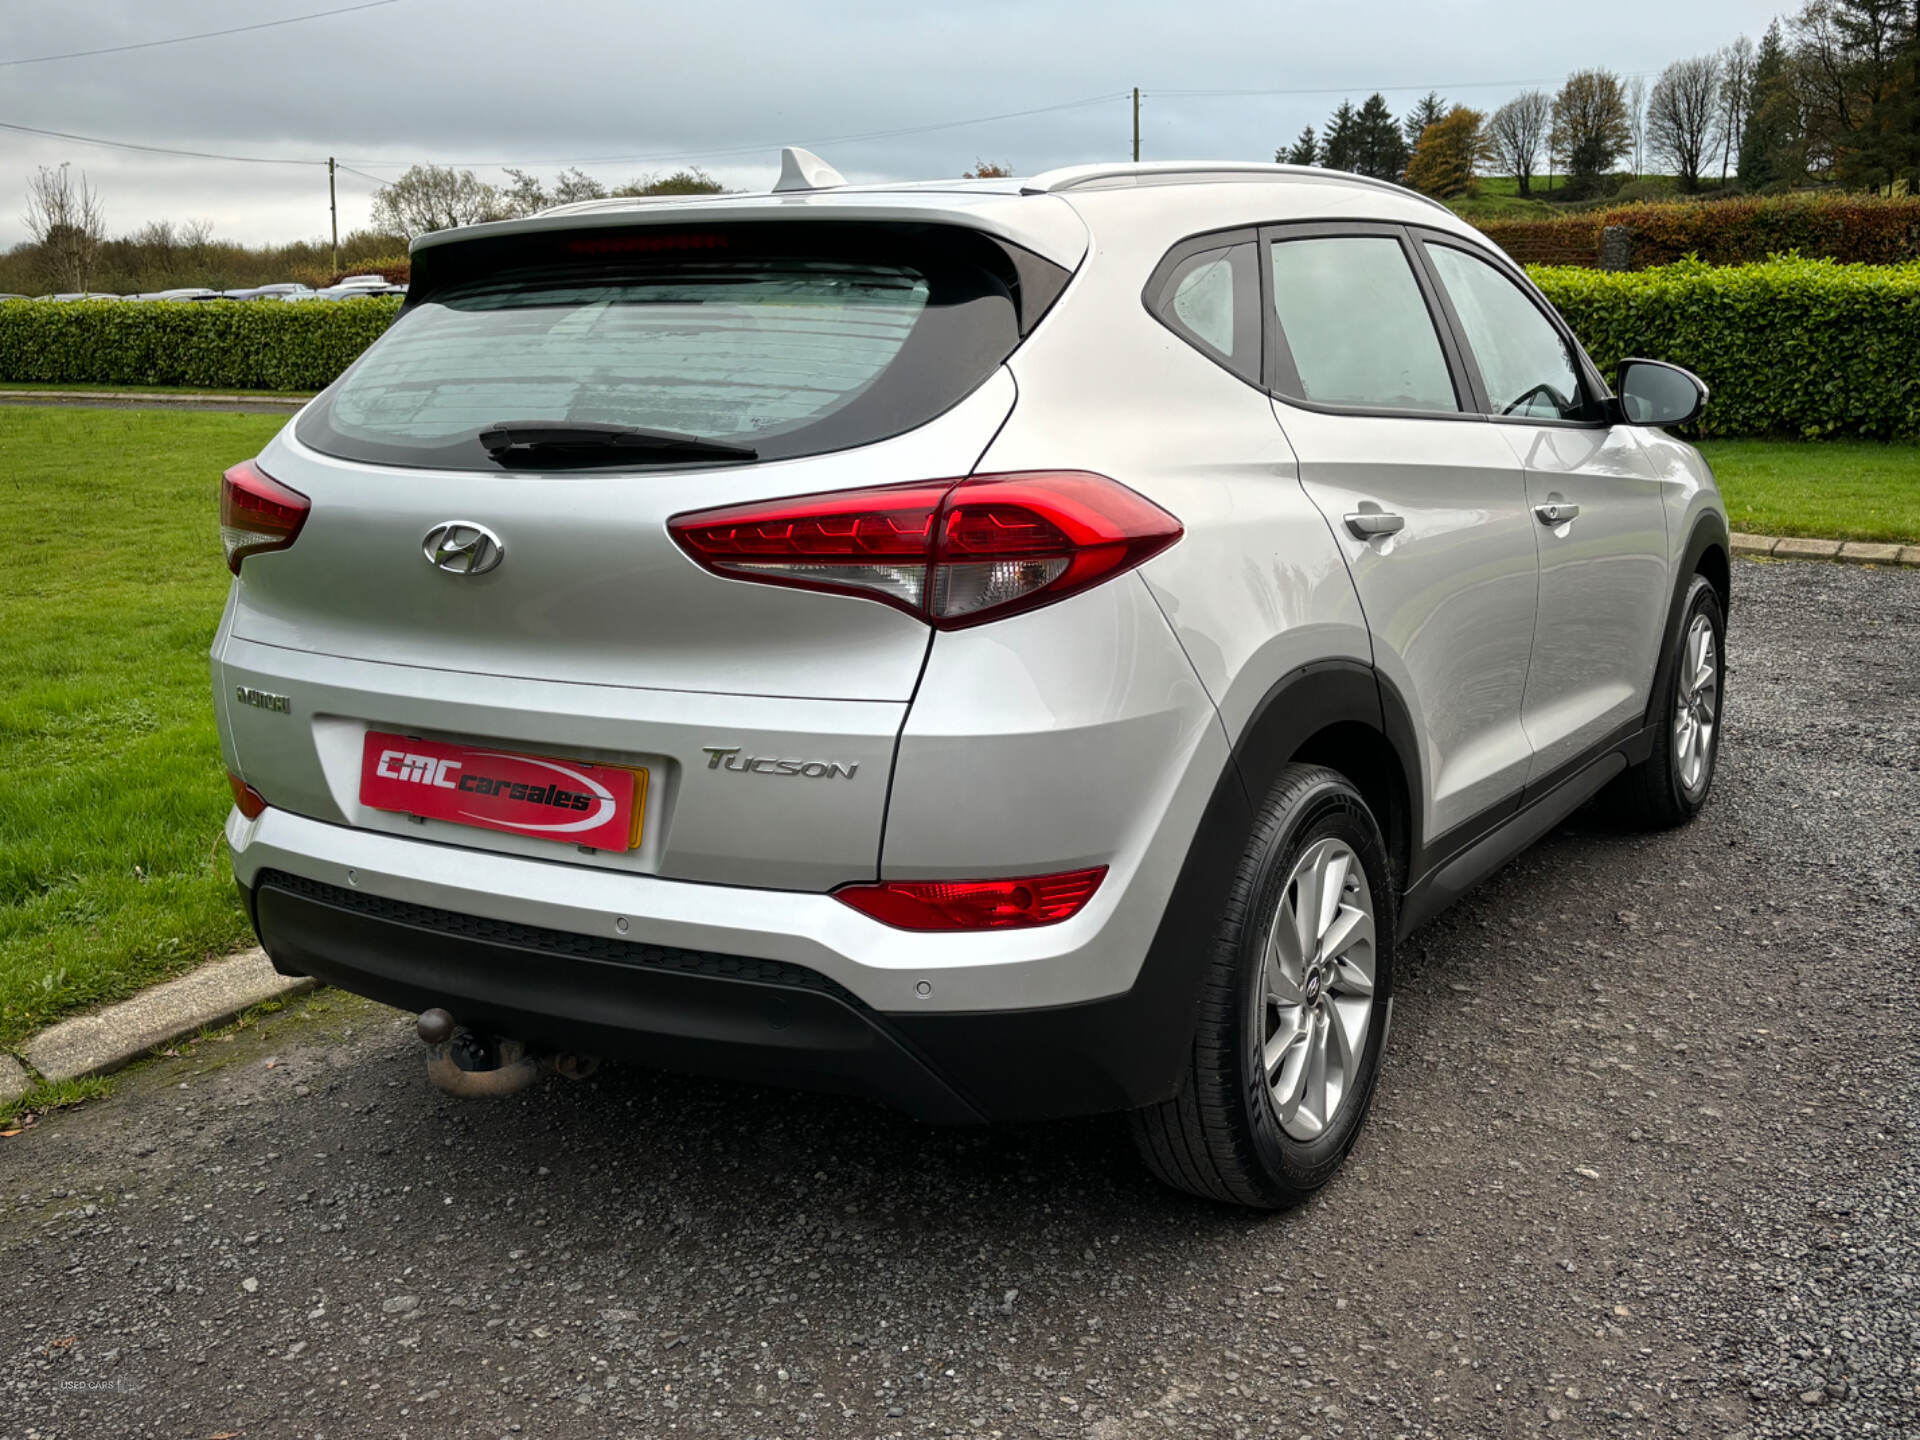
359,731 -> 645,851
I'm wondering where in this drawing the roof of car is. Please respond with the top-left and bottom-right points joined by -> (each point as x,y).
409,158 -> 1468,270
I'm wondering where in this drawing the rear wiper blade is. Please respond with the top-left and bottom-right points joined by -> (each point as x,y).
476,421 -> 758,464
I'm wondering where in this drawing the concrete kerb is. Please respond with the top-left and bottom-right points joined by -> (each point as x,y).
0,1053 -> 28,1106
1730,532 -> 1920,567
19,950 -> 313,1088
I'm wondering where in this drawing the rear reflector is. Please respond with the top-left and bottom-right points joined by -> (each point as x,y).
833,867 -> 1106,931
227,772 -> 267,819
669,473 -> 1180,629
220,460 -> 309,575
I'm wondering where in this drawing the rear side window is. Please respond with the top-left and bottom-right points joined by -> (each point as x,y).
297,224 -> 1045,470
1267,235 -> 1458,414
1147,239 -> 1260,383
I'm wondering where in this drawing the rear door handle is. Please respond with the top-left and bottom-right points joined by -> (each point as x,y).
1534,501 -> 1580,526
1344,511 -> 1405,540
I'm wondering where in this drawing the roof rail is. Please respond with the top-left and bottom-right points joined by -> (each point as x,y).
1018,161 -> 1452,215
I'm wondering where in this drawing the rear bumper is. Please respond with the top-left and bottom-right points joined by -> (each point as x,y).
243,866 -> 1210,1123
224,640 -> 1236,1120
247,869 -> 985,1122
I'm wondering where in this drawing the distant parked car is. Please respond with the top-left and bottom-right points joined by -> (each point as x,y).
297,282 -> 407,301
38,292 -> 122,301
222,284 -> 317,301
129,288 -> 220,301
0,293 -> 29,302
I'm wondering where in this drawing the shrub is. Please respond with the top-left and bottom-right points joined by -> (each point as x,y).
321,256 -> 411,287
1476,192 -> 1920,269
1532,256 -> 1920,440
1475,215 -> 1604,266
1601,194 -> 1920,267
1610,177 -> 1678,203
0,296 -> 402,392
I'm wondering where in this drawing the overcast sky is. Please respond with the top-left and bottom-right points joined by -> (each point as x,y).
2,0 -> 1787,250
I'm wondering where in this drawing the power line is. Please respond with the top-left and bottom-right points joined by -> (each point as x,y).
1156,70 -> 1659,98
335,92 -> 1132,171
0,92 -> 1127,181
0,118 -> 326,166
0,1 -> 400,68
0,71 -> 1658,185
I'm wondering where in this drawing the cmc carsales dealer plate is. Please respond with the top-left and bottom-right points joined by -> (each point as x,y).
358,730 -> 644,851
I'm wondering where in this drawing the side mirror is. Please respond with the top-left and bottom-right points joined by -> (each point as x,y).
1615,358 -> 1708,428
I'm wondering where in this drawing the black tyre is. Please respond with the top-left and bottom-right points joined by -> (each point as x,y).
1605,574 -> 1726,829
1131,764 -> 1396,1208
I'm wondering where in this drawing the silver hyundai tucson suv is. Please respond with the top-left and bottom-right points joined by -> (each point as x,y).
214,156 -> 1728,1208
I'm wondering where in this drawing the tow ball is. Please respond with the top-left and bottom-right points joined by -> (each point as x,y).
416,1008 -> 600,1098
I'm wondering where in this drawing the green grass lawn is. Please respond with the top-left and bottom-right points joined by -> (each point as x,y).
0,408 -> 1911,1053
0,379 -> 315,399
1699,438 -> 1920,544
0,405 -> 284,1047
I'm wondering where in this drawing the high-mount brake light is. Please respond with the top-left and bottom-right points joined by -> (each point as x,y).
566,232 -> 730,254
833,867 -> 1107,931
220,460 -> 310,575
668,473 -> 1181,629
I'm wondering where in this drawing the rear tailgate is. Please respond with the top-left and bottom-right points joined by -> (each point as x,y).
217,213 -> 1075,888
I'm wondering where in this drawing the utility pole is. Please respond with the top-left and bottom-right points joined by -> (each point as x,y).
1132,87 -> 1140,162
328,157 -> 339,274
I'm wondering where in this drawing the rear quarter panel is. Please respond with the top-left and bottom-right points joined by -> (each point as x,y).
982,184 -> 1373,742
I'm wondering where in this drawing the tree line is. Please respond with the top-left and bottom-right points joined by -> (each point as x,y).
1283,0 -> 1918,201
370,165 -> 724,240
2,163 -> 727,295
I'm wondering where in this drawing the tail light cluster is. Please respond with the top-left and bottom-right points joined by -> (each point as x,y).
834,867 -> 1107,931
227,772 -> 268,819
669,472 -> 1182,629
221,460 -> 309,575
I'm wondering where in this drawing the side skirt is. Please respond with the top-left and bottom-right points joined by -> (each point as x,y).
1397,721 -> 1654,937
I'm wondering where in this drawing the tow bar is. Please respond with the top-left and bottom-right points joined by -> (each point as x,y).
416,1008 -> 600,1098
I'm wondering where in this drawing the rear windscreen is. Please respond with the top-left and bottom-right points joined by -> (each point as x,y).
296,223 -> 1038,470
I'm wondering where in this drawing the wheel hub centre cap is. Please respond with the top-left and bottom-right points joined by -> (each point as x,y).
1303,968 -> 1324,1005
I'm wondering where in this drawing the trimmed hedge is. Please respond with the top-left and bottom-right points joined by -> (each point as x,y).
3,260 -> 1917,439
1474,215 -> 1606,267
0,296 -> 401,392
1478,193 -> 1920,270
1532,256 -> 1920,440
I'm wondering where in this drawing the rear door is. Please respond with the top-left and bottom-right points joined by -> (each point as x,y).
1263,223 -> 1540,843
1413,232 -> 1670,780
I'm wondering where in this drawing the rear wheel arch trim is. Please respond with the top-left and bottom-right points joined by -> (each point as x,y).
1026,659 -> 1417,1116
1228,660 -> 1423,884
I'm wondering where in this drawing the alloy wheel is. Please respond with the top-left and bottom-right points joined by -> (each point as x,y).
1256,837 -> 1378,1141
1673,613 -> 1719,797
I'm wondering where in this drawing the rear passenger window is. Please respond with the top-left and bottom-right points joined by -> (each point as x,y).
1148,241 -> 1260,384
1267,235 -> 1458,413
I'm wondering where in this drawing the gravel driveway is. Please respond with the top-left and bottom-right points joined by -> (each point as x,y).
4,557 -> 1915,1440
